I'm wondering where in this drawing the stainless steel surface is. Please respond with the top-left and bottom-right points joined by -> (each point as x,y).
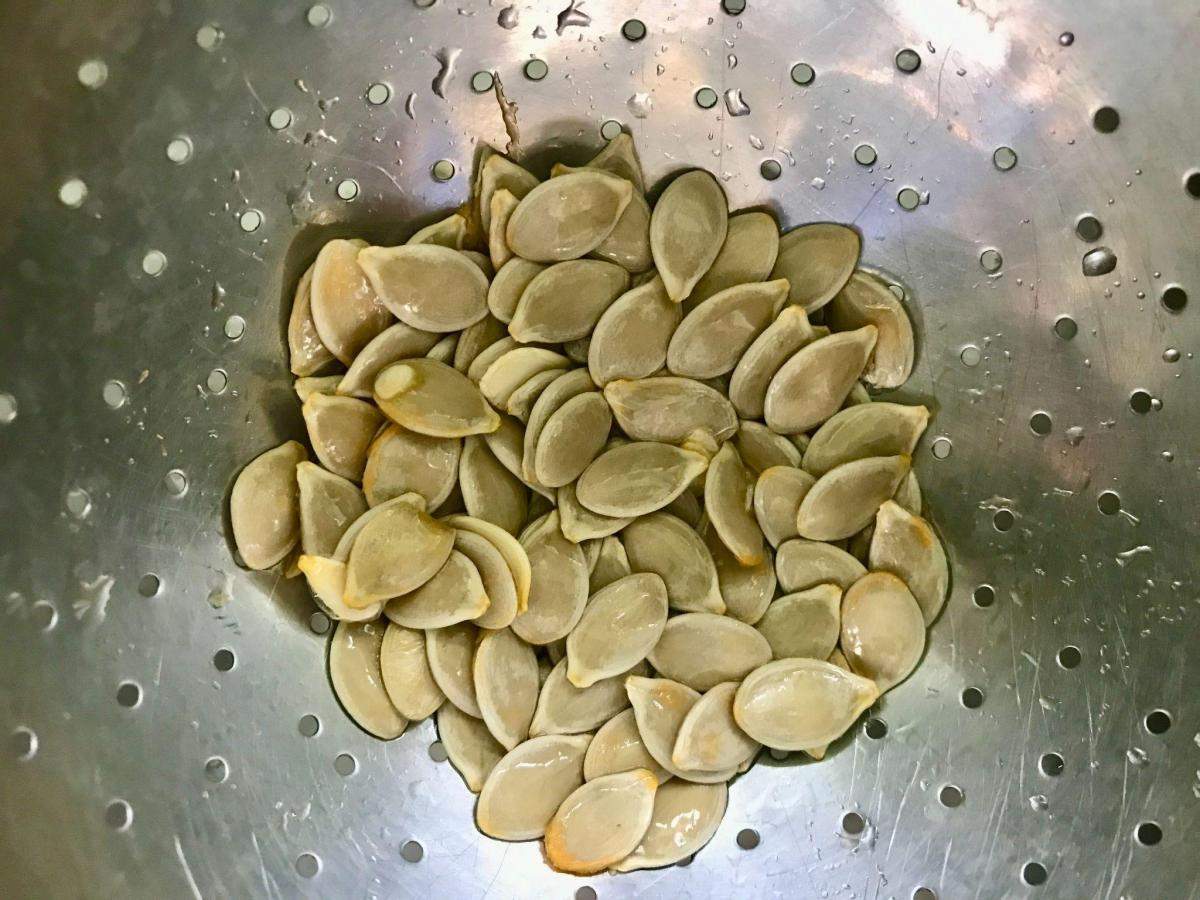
1,0 -> 1197,897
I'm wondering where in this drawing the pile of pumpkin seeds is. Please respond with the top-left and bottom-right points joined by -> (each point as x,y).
229,132 -> 948,875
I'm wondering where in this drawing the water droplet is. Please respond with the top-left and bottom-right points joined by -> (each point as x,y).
532,25 -> 547,39
497,5 -> 519,28
627,92 -> 653,119
555,0 -> 591,35
749,135 -> 764,150
207,587 -> 231,609
404,92 -> 417,119
432,47 -> 461,98
1058,31 -> 1074,46
727,54 -> 738,69
723,88 -> 751,116
1029,794 -> 1049,811
1082,247 -> 1117,277
1126,747 -> 1149,767
66,487 -> 92,519
1065,426 -> 1085,446
810,177 -> 826,191
1163,348 -> 1180,363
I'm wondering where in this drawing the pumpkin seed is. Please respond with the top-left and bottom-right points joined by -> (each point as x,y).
294,374 -> 341,402
297,461 -> 368,556
769,222 -> 861,312
649,170 -> 728,302
534,392 -> 612,488
755,584 -> 841,660
576,441 -> 709,518
795,454 -> 911,541
563,338 -> 591,364
230,441 -> 307,570
592,190 -> 653,273
622,512 -> 724,614
384,549 -> 489,628
473,627 -> 540,749
752,465 -> 815,547
803,403 -> 930,477
840,571 -> 925,692
672,681 -> 759,772
728,306 -> 818,419
332,493 -> 427,563
611,780 -> 727,872
507,170 -> 633,262
512,511 -> 590,644
375,358 -> 501,438
735,420 -> 803,474
826,270 -> 915,388
504,368 -> 562,422
702,521 -> 775,625
546,638 -> 568,665
557,132 -> 646,193
558,482 -> 633,543
544,769 -> 658,875
425,621 -> 482,718
297,555 -> 382,622
475,734 -> 590,840
893,469 -> 922,516
604,376 -> 737,445
310,239 -> 394,364
358,243 -> 489,332
843,380 -> 872,406
625,676 -> 737,783
454,529 -> 519,630
684,210 -> 780,312
426,333 -> 459,365
444,514 -> 533,614
733,657 -> 878,750
437,701 -> 505,792
361,424 -> 460,509
478,152 -> 539,234
567,573 -> 668,688
407,212 -> 468,249
488,258 -> 546,323
487,188 -> 520,269
763,326 -> 878,434
344,496 -> 455,607
380,622 -> 445,720
329,620 -> 407,739
589,535 -> 632,592
483,415 -> 550,499
461,249 -> 495,280
479,347 -> 571,409
775,538 -> 866,593
459,435 -> 528,534
336,322 -> 441,398
522,368 -> 596,484
588,276 -> 680,387
584,708 -> 670,783
288,263 -> 335,375
868,501 -> 948,625
509,259 -> 630,343
531,658 -> 645,736
801,648 -> 853,760
667,279 -> 788,378
301,393 -> 383,482
664,489 -> 703,528
454,314 -> 508,373
466,336 -> 519,383
704,442 -> 764,566
647,613 -> 772,692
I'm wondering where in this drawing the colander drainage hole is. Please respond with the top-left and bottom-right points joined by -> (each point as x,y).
575,887 -> 598,900
105,799 -> 133,831
1161,285 -> 1188,313
1135,821 -> 1162,846
295,852 -> 321,878
116,681 -> 142,708
992,509 -> 1015,532
137,573 -> 161,597
213,648 -> 236,672
1056,645 -> 1081,669
11,726 -> 38,761
428,741 -> 448,762
972,584 -> 996,608
298,715 -> 321,737
1097,491 -> 1121,515
736,828 -> 760,849
841,812 -> 866,836
400,840 -> 424,862
204,756 -> 228,783
938,785 -> 964,808
913,888 -> 937,900
1144,709 -> 1171,734
334,752 -> 357,776
1021,861 -> 1048,886
864,717 -> 887,739
1039,752 -> 1064,776
961,687 -> 984,708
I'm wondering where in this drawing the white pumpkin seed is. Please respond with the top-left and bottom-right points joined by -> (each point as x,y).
604,377 -> 737,445
522,368 -> 596,484
583,708 -> 669,783
752,465 -> 815,547
733,657 -> 878,750
667,279 -> 788,378
728,306 -> 818,419
444,514 -> 532,614
301,393 -> 383,482
592,190 -> 652,273
735,420 -> 803,474
358,243 -> 489,332
558,132 -> 646,193
544,769 -> 658,875
437,701 -> 504,792
509,260 -> 630,343
534,392 -> 612,488
826,270 -> 915,388
755,584 -> 842,660
407,212 -> 467,249
531,658 -> 645,736
893,469 -> 922,516
504,368 -> 562,422
458,435 -> 527,535
230,441 -> 307,570
684,210 -> 779,312
567,573 -> 668,688
375,358 -> 501,438
288,263 -> 335,376
588,276 -> 680,387
868,501 -> 948,625
297,461 -> 368,557
473,627 -> 540,749
611,780 -> 727,872
454,314 -> 508,373
344,496 -> 455,607
775,537 -> 866,593
332,493 -> 427,563
426,333 -> 459,365
589,535 -> 633,593
624,676 -> 736,784
672,681 -> 759,772
704,442 -> 764,566
425,621 -> 482,718
769,222 -> 861,312
479,347 -> 571,409
488,258 -> 546,323
649,170 -> 728,302
763,326 -> 878,434
384,549 -> 489,628
488,188 -> 520,269
310,239 -> 394,365
840,571 -> 926,692
507,170 -> 633,262
647,613 -> 772,692
293,374 -> 341,402
329,620 -> 407,739
361,424 -> 461,510
512,511 -> 589,644
803,403 -> 930,477
702,522 -> 775,625
466,336 -> 519,383
297,555 -> 382,622
801,648 -> 853,760
622,512 -> 724,614
558,482 -> 632,543
336,322 -> 441,398
452,530 -> 519,630
380,622 -> 445,720
576,441 -> 709,518
479,152 -> 539,234
795,454 -> 911,541
475,734 -> 590,841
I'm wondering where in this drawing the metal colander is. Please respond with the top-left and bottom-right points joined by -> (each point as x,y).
1,0 -> 1196,897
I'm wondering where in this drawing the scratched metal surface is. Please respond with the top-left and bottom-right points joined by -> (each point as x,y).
0,0 -> 1197,897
